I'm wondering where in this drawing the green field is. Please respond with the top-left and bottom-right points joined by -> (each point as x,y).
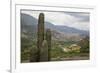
21,36 -> 89,62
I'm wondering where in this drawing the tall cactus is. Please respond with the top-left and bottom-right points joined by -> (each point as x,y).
34,13 -> 52,62
46,29 -> 51,61
37,13 -> 45,61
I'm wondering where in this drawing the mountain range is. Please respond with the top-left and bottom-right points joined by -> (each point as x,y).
21,13 -> 89,41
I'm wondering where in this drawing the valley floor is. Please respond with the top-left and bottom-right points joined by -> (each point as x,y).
51,56 -> 89,61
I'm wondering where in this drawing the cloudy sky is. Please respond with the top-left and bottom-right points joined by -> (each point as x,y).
21,10 -> 90,31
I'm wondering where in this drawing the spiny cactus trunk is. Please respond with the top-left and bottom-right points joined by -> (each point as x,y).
37,13 -> 45,61
46,29 -> 51,61
40,40 -> 49,61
